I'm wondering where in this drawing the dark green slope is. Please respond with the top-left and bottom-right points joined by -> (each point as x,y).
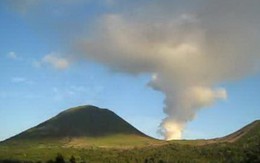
8,105 -> 148,140
219,120 -> 260,143
171,120 -> 260,146
207,120 -> 260,144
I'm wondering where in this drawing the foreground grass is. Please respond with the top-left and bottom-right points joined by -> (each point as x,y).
64,134 -> 164,148
0,138 -> 259,163
0,121 -> 259,162
0,135 -> 163,162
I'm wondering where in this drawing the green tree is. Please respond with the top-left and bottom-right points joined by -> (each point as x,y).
70,156 -> 76,163
55,154 -> 65,163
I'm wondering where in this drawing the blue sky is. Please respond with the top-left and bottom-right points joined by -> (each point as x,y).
0,1 -> 260,141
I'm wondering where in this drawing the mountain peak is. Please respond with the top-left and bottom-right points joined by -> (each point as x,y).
57,105 -> 110,117
10,105 -> 147,140
62,105 -> 107,113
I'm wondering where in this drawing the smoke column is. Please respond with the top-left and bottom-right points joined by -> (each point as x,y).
6,0 -> 260,139
79,14 -> 230,140
78,1 -> 260,140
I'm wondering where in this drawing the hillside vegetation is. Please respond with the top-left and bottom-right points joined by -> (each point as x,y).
10,105 -> 148,139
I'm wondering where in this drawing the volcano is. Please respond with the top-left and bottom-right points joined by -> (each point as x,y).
10,105 -> 147,139
4,105 -> 158,148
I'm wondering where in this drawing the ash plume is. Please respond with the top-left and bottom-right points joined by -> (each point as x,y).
78,14 -> 231,140
78,1 -> 260,140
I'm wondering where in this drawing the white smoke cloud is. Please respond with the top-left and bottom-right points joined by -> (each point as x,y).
77,1 -> 260,139
160,86 -> 227,140
4,0 -> 260,139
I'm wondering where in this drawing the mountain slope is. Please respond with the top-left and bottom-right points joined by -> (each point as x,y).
172,120 -> 260,146
10,105 -> 147,139
217,120 -> 260,143
3,105 -> 160,148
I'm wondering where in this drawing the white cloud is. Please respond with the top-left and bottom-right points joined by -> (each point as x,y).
11,77 -> 27,83
36,52 -> 70,70
7,52 -> 18,60
43,54 -> 69,69
11,77 -> 34,85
